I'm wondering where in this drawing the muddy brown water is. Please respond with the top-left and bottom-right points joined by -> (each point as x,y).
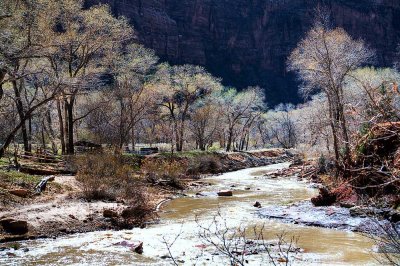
1,163 -> 377,265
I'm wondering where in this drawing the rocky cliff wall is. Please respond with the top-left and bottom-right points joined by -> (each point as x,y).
85,0 -> 400,104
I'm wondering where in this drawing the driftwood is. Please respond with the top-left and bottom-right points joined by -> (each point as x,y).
299,168 -> 317,179
34,176 -> 55,194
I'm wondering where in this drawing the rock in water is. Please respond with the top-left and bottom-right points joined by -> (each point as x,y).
217,190 -> 233,197
133,242 -> 143,254
0,218 -> 28,234
253,201 -> 262,208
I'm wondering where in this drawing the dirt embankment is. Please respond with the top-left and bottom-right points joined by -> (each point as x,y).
308,123 -> 400,219
0,149 -> 294,243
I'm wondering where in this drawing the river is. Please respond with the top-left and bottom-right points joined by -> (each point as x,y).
1,163 -> 377,265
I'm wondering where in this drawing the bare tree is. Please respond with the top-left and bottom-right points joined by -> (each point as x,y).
288,12 -> 373,172
189,99 -> 222,151
220,87 -> 265,152
39,1 -> 133,154
154,64 -> 222,152
263,104 -> 297,149
196,211 -> 298,266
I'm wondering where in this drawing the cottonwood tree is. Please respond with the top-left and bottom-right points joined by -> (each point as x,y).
0,60 -> 63,158
0,0 -> 43,154
189,96 -> 222,151
294,94 -> 332,155
263,104 -> 297,149
288,19 -> 373,172
98,44 -> 159,152
154,64 -> 222,152
0,0 -> 65,158
220,87 -> 265,152
38,0 -> 133,154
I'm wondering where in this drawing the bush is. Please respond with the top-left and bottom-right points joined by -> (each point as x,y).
74,153 -> 140,201
74,153 -> 154,226
187,154 -> 221,175
141,158 -> 187,189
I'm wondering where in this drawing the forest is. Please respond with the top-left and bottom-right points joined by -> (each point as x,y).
0,1 -> 399,265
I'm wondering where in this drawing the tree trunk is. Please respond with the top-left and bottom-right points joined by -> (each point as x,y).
45,109 -> 58,154
199,138 -> 206,151
41,121 -> 46,149
64,100 -> 69,153
0,96 -> 56,158
339,103 -> 351,166
245,132 -> 250,151
12,80 -> 29,153
131,128 -> 136,152
28,115 -> 32,152
65,98 -> 75,155
327,95 -> 340,175
174,120 -> 182,152
0,69 -> 6,102
226,126 -> 234,152
176,120 -> 184,152
57,99 -> 66,155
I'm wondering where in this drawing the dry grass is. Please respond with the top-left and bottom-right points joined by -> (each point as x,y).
141,158 -> 187,189
74,153 -> 154,225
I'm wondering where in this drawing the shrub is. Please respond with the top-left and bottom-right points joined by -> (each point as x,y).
74,153 -> 155,226
141,158 -> 187,189
187,154 -> 221,175
365,222 -> 400,265
74,153 -> 139,201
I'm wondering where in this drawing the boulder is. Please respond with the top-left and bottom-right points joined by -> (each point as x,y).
8,189 -> 30,198
311,187 -> 336,207
103,209 -> 119,218
253,201 -> 262,208
133,241 -> 143,254
217,190 -> 233,197
0,218 -> 28,234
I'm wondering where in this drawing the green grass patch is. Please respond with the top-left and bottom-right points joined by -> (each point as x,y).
6,243 -> 21,250
0,157 -> 9,167
0,170 -> 41,185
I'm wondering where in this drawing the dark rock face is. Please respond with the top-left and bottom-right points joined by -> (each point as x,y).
0,218 -> 29,235
85,0 -> 400,104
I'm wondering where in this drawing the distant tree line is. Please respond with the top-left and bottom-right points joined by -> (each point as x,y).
0,0 -> 266,157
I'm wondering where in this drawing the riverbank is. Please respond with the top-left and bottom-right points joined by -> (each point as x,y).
0,162 -> 378,265
0,149 -> 294,243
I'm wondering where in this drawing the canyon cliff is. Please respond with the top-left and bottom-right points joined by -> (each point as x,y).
85,0 -> 400,104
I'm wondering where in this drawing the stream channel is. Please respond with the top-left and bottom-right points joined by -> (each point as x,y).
2,163 -> 377,265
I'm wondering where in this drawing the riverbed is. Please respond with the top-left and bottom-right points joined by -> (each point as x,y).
1,163 -> 378,265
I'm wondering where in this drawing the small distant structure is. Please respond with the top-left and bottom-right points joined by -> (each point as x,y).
74,140 -> 102,153
138,147 -> 159,155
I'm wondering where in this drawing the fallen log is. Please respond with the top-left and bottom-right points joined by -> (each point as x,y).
300,169 -> 317,179
34,176 -> 55,194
